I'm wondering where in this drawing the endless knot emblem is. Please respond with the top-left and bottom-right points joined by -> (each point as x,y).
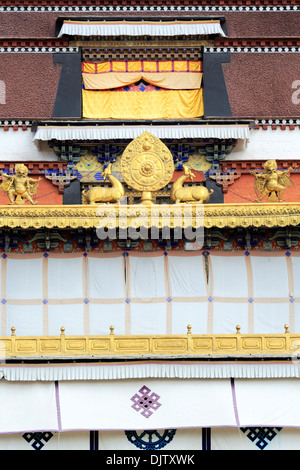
130,385 -> 162,418
22,432 -> 54,450
240,427 -> 282,450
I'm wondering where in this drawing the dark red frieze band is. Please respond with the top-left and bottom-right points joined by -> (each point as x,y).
0,0 -> 299,6
0,39 -> 69,48
0,37 -> 299,49
219,160 -> 299,174
214,38 -> 300,47
0,162 -> 69,172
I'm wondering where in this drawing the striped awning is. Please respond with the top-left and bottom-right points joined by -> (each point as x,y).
33,124 -> 250,142
57,19 -> 226,38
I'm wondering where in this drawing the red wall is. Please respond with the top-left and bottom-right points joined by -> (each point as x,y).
0,177 -> 62,205
0,53 -> 61,119
0,11 -> 299,38
224,173 -> 300,203
0,50 -> 299,119
0,11 -> 299,119
223,53 -> 300,118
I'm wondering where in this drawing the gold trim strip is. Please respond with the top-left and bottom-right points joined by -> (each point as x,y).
0,326 -> 299,359
0,202 -> 299,230
72,40 -> 212,48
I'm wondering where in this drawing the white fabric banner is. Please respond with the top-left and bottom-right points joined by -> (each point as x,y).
0,431 -> 90,450
1,378 -> 300,432
211,427 -> 300,451
58,379 -> 236,431
234,378 -> 300,428
129,255 -> 166,300
168,254 -> 207,298
0,379 -> 59,434
208,252 -> 296,335
1,251 -> 300,337
1,427 -> 300,450
0,252 -> 211,337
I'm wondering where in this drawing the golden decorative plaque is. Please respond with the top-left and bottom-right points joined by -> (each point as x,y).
121,132 -> 175,204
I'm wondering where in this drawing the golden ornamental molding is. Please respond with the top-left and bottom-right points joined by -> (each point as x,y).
0,202 -> 299,230
0,325 -> 298,359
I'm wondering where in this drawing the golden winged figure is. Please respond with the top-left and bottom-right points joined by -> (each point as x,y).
250,159 -> 296,203
0,163 -> 42,205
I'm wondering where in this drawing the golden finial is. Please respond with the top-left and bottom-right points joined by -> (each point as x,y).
284,324 -> 289,334
236,325 -> 241,334
11,326 -> 16,336
110,325 -> 115,335
60,326 -> 65,336
187,324 -> 192,335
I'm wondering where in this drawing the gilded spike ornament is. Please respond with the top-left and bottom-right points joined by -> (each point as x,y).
0,164 -> 42,205
251,159 -> 296,203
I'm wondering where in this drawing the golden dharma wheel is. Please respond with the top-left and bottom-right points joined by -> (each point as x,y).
121,132 -> 174,204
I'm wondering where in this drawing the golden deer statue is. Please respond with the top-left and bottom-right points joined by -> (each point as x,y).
170,164 -> 213,204
82,163 -> 125,204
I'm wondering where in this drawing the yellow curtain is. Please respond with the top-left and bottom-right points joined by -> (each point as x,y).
82,60 -> 204,119
82,89 -> 204,119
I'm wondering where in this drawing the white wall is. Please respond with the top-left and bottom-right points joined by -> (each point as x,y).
1,126 -> 299,163
0,127 -> 57,161
228,127 -> 300,161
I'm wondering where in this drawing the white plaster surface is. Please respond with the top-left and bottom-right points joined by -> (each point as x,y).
0,127 -> 57,161
227,128 -> 300,161
1,126 -> 299,163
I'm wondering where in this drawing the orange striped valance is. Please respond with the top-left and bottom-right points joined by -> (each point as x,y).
82,60 -> 203,90
82,60 -> 202,74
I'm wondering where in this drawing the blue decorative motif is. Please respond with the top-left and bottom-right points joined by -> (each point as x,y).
168,142 -> 196,169
22,432 -> 54,450
240,427 -> 282,450
125,429 -> 176,450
